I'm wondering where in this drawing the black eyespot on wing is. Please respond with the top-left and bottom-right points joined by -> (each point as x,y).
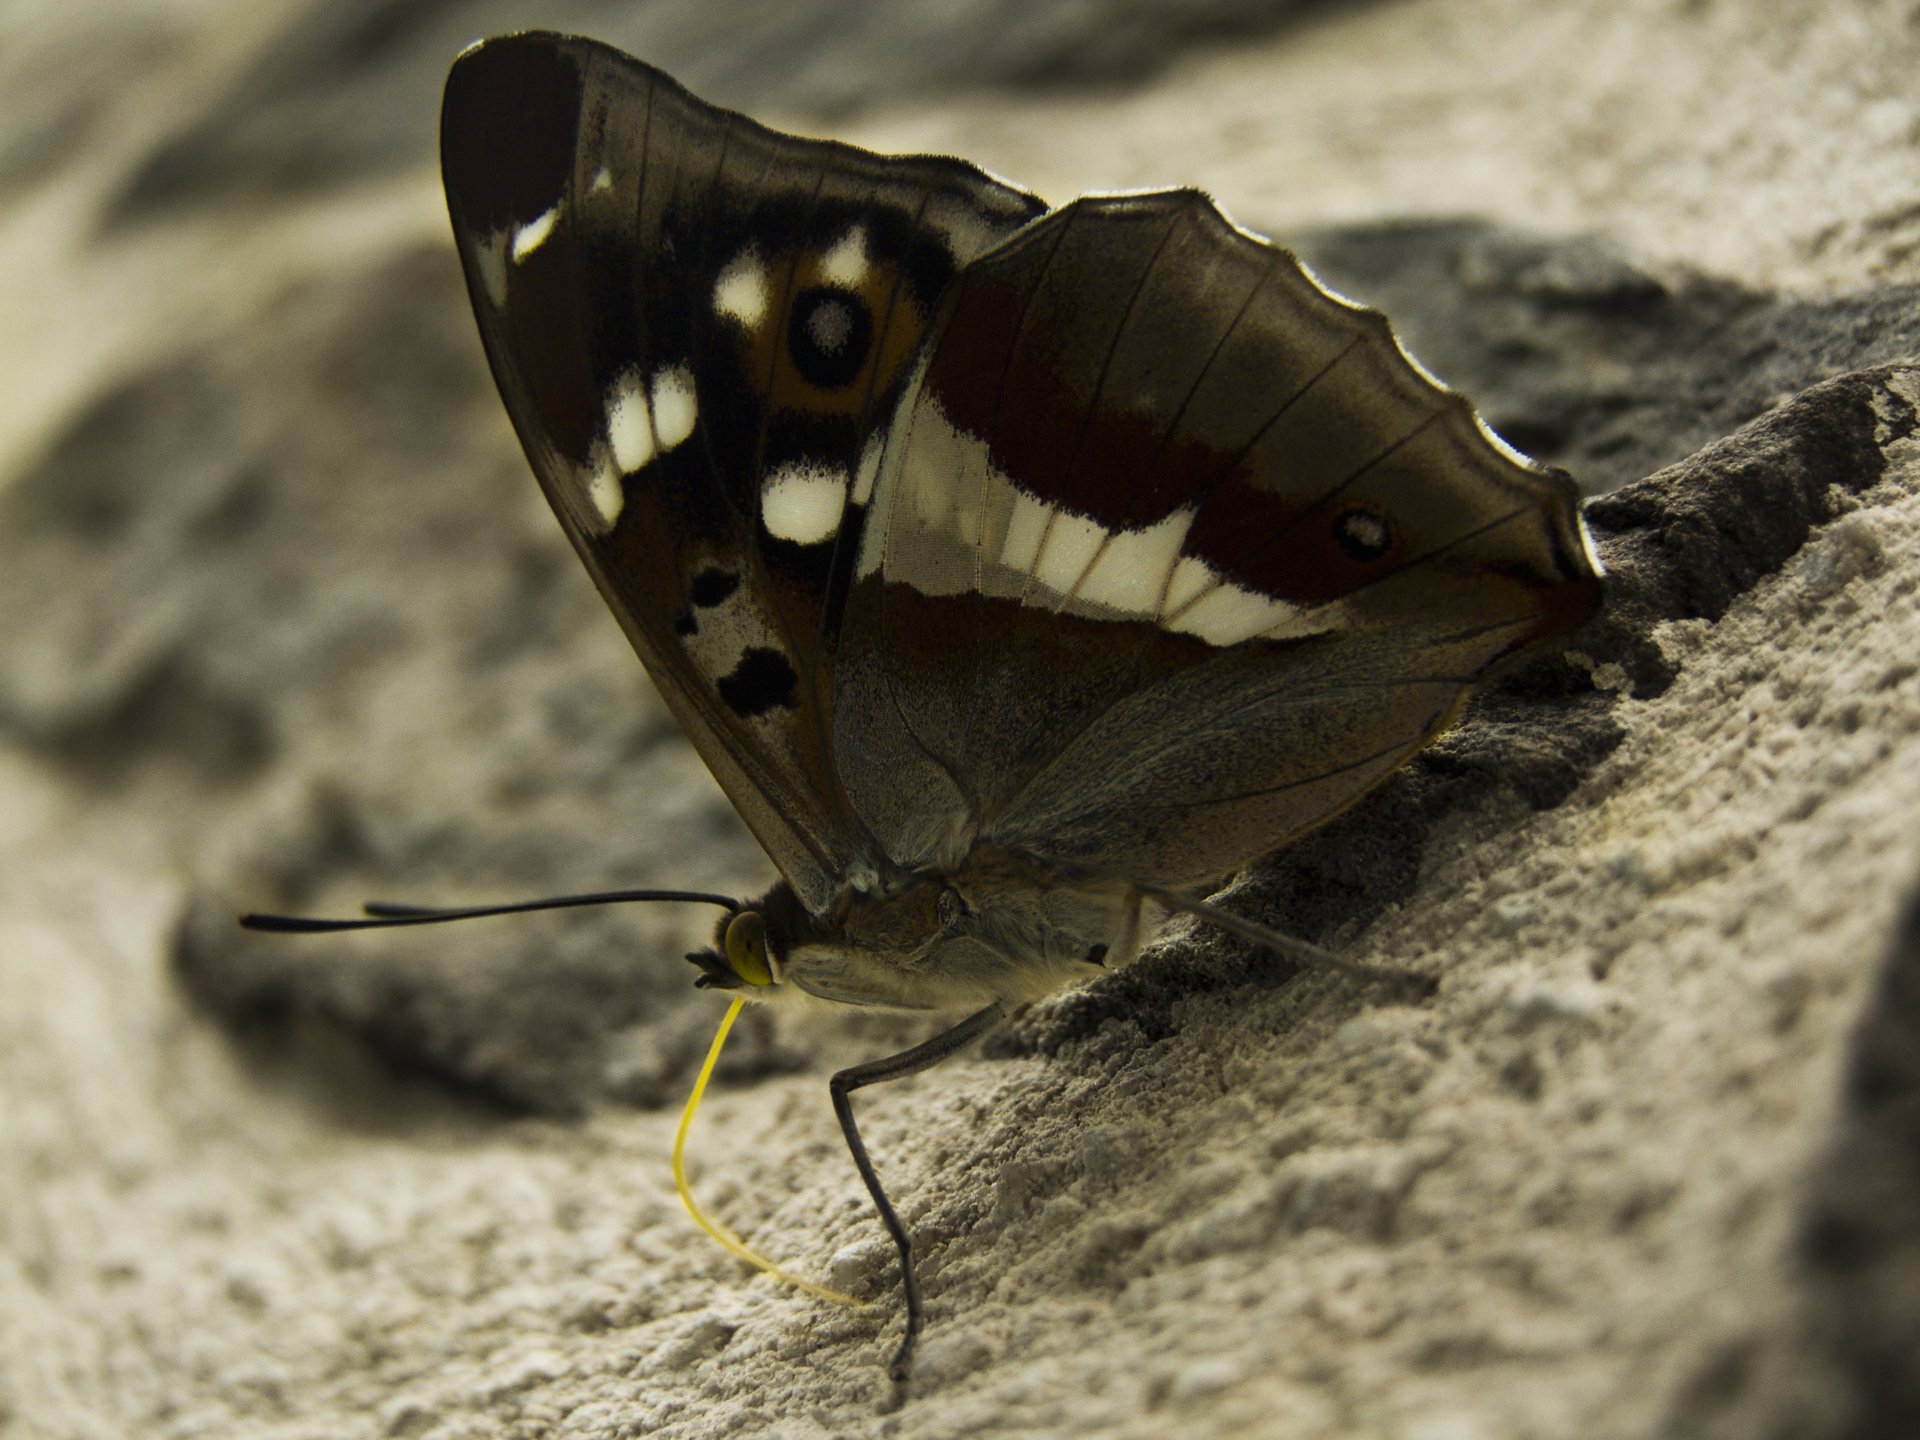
1332,507 -> 1393,561
788,287 -> 873,389
716,647 -> 799,717
690,568 -> 740,607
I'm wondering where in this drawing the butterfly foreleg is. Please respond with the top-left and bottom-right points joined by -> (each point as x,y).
829,1000 -> 1006,1382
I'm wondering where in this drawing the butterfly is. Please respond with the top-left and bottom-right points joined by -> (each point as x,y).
254,30 -> 1602,1383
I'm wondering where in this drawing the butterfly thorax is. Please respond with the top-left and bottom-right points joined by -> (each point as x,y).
693,849 -> 1133,1013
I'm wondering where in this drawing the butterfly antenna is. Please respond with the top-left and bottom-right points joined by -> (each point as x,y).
674,996 -> 866,1307
1137,884 -> 1437,1000
238,888 -> 740,933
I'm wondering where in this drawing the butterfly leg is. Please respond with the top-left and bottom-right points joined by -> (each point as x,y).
829,1001 -> 1006,1382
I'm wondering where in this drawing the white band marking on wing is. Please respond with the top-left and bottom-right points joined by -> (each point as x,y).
863,392 -> 1336,645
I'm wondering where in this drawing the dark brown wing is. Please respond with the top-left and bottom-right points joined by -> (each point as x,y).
440,33 -> 1045,911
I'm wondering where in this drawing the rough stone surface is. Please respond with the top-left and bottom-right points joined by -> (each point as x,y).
4,2 -> 1919,1438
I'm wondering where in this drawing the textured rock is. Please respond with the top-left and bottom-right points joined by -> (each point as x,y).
3,2 -> 1918,1437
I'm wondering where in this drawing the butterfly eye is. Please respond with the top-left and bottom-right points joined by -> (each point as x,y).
787,286 -> 873,389
935,888 -> 967,928
723,910 -> 775,987
1332,507 -> 1393,561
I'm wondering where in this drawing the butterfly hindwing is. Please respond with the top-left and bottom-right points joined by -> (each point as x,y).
440,34 -> 1045,910
838,191 -> 1601,887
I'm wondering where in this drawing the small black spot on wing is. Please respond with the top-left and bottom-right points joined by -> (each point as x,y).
690,568 -> 740,607
717,647 -> 798,717
788,287 -> 872,389
677,568 -> 742,638
1333,508 -> 1393,561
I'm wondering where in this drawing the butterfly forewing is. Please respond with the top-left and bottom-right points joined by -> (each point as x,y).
840,191 -> 1601,887
441,34 -> 1044,909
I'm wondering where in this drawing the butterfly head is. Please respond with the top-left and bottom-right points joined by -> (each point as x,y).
687,896 -> 790,993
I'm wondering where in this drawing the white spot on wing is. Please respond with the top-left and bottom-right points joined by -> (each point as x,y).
650,366 -> 698,451
762,462 -> 849,544
819,226 -> 869,288
511,205 -> 559,263
804,299 -> 855,356
586,454 -> 625,529
472,233 -> 509,309
714,247 -> 770,329
933,206 -> 1000,264
606,369 -> 655,474
589,166 -> 612,192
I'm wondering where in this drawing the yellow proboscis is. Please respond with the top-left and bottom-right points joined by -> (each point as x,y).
672,995 -> 866,1307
